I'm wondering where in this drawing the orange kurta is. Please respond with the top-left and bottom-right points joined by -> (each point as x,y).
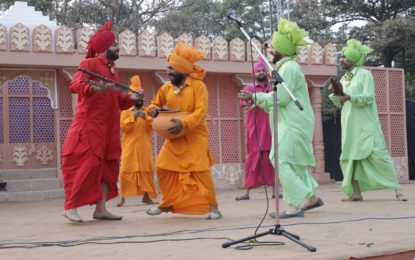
148,77 -> 218,214
119,107 -> 157,198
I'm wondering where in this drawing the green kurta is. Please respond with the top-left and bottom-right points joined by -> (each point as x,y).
254,58 -> 317,207
329,67 -> 399,196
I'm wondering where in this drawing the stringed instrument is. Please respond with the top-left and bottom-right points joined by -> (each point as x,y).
328,76 -> 345,96
78,68 -> 143,95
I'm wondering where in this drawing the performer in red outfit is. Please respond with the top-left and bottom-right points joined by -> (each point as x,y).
61,21 -> 143,222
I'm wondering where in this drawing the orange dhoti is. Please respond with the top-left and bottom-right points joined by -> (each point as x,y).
119,170 -> 157,199
156,168 -> 218,214
119,105 -> 157,199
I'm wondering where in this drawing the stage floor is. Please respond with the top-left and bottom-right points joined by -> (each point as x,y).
0,182 -> 414,259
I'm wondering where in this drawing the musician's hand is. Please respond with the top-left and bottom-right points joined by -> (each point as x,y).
247,103 -> 257,111
149,108 -> 159,118
328,76 -> 342,96
239,91 -> 253,101
328,84 -> 335,93
339,95 -> 351,103
89,81 -> 113,94
104,82 -> 116,90
168,118 -> 183,135
134,110 -> 146,120
130,89 -> 144,101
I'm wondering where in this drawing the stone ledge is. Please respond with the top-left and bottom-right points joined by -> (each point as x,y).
0,189 -> 64,202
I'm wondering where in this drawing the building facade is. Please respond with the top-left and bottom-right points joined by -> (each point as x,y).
0,2 -> 408,200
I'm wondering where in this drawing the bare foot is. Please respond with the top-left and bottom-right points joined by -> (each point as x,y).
116,198 -> 125,207
93,210 -> 122,220
142,193 -> 157,204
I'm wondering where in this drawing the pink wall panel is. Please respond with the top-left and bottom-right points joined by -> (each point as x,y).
372,69 -> 388,113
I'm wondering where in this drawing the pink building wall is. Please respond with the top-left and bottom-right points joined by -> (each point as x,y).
0,21 -> 409,191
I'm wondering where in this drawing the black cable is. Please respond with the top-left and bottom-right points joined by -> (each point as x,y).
2,215 -> 414,250
0,237 -> 234,249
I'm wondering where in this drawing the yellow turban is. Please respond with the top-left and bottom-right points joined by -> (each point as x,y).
129,75 -> 141,91
167,43 -> 206,80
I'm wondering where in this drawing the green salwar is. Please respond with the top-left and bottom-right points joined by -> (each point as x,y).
329,67 -> 400,196
340,134 -> 399,196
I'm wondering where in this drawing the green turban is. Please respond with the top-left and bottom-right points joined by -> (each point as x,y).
342,39 -> 373,67
271,18 -> 312,56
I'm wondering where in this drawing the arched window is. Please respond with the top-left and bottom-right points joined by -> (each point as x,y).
8,76 -> 54,143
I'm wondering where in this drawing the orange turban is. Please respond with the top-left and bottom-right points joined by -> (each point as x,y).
130,75 -> 141,91
85,21 -> 115,58
166,43 -> 206,80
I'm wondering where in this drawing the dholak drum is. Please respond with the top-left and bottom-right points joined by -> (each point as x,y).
152,110 -> 191,139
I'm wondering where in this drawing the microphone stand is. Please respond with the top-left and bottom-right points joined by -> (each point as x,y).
222,15 -> 316,252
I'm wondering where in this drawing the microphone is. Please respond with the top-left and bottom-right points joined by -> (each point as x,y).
226,10 -> 243,27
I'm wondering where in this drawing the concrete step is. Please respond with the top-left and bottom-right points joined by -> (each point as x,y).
0,168 -> 57,180
4,178 -> 62,192
0,189 -> 64,202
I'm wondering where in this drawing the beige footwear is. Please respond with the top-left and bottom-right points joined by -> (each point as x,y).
396,191 -> 408,201
62,209 -> 83,223
146,207 -> 163,215
207,205 -> 222,220
207,211 -> 222,220
341,195 -> 363,202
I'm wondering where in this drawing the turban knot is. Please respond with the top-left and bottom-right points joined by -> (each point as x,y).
86,21 -> 116,58
272,18 -> 312,57
342,39 -> 373,67
167,43 -> 206,80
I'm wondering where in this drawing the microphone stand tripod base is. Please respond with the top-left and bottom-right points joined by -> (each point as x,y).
221,224 -> 316,252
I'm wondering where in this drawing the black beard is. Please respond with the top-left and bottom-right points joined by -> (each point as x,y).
272,52 -> 283,64
341,61 -> 353,71
256,74 -> 267,82
169,73 -> 185,85
106,49 -> 119,61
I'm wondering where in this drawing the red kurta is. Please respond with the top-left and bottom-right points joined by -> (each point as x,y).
62,55 -> 134,210
240,84 -> 274,189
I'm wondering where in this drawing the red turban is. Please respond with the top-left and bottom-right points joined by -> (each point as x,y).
85,21 -> 116,58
